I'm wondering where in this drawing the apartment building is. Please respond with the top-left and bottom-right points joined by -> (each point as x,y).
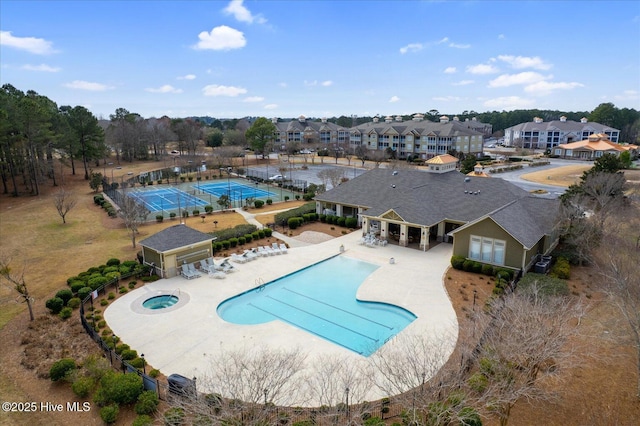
503,116 -> 620,150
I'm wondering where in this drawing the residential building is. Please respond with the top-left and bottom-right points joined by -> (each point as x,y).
315,156 -> 559,272
349,114 -> 485,159
503,116 -> 620,150
553,133 -> 638,160
272,116 -> 349,148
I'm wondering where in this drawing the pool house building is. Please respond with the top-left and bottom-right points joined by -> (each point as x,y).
139,224 -> 215,278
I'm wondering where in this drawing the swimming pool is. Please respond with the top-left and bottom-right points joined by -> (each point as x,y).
217,256 -> 417,356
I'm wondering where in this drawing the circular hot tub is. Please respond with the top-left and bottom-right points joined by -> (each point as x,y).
143,295 -> 179,310
131,291 -> 190,315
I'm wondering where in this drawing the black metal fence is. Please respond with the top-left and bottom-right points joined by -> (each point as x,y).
79,271 -> 160,397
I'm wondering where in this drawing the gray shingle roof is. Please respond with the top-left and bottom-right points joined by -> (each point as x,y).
507,119 -> 619,133
139,224 -> 214,252
352,119 -> 484,138
316,168 -> 533,227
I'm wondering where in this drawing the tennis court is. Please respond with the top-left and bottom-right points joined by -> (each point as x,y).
197,181 -> 274,202
126,187 -> 208,212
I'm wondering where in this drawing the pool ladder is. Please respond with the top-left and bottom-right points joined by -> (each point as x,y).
169,288 -> 181,298
255,278 -> 265,292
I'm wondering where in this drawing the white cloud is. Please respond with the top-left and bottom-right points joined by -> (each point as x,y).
432,96 -> 461,102
614,89 -> 639,101
22,63 -> 60,72
389,96 -> 400,103
145,85 -> 183,94
483,96 -> 535,109
466,63 -> 500,74
243,96 -> 264,102
437,37 -> 449,44
304,80 -> 318,87
452,80 -> 474,86
444,67 -> 457,74
264,104 -> 278,110
321,80 -> 333,87
64,80 -> 112,91
489,72 -> 549,88
524,80 -> 583,95
193,26 -> 246,51
498,34 -> 506,40
177,74 -> 196,80
278,82 -> 287,88
202,84 -> 247,97
400,43 -> 424,54
223,0 -> 266,24
0,31 -> 56,55
498,55 -> 552,70
449,42 -> 470,49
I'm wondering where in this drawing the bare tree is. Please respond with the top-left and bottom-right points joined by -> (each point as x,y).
0,252 -> 35,321
118,193 -> 150,247
306,355 -> 373,408
594,214 -> 640,399
368,150 -> 388,168
469,283 -> 585,426
52,187 -> 77,224
317,168 -> 345,190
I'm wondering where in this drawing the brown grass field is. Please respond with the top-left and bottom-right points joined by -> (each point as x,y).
1,160 -> 639,425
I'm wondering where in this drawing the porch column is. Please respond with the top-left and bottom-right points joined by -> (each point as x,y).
336,204 -> 343,217
380,220 -> 388,240
399,224 -> 408,247
362,217 -> 369,235
420,226 -> 429,251
437,222 -> 446,241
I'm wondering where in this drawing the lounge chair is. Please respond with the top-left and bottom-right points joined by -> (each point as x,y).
257,246 -> 269,257
181,264 -> 197,279
242,250 -> 258,261
271,243 -> 282,255
220,259 -> 236,273
187,263 -> 201,277
231,253 -> 248,264
263,245 -> 276,256
208,269 -> 226,279
278,243 -> 288,254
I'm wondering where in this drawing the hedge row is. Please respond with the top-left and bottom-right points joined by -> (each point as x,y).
274,202 -> 316,226
213,228 -> 273,252
210,224 -> 258,241
94,194 -> 117,217
450,255 -> 514,280
319,214 -> 357,228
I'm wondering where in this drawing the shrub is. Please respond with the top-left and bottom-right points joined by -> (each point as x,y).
135,390 -> 159,415
106,258 -> 121,267
472,261 -> 483,274
67,297 -> 81,309
132,415 -> 154,426
467,371 -> 488,392
222,240 -> 230,250
100,299 -> 109,306
100,404 -> 119,424
251,231 -> 260,241
254,200 -> 265,208
319,214 -> 326,223
192,209 -> 200,216
45,297 -> 64,314
518,273 -> 569,297
169,212 -> 176,219
451,255 -> 466,270
302,192 -> 314,201
55,289 -> 74,305
264,228 -> 272,237
164,407 -> 185,426
129,358 -> 145,369
337,217 -> 346,227
495,268 -> 513,281
238,236 -> 246,245
115,344 -> 130,355
243,233 -> 253,243
481,264 -> 494,276
78,287 -> 92,301
70,281 -> 86,293
148,369 -> 160,378
345,217 -> 358,228
72,376 -> 95,398
266,198 -> 273,205
462,260 -> 475,272
50,358 -> 76,381
88,276 -> 109,291
156,215 -> 164,222
95,371 -> 143,405
284,196 -> 290,202
121,349 -> 138,361
288,217 -> 302,229
229,238 -> 238,248
108,292 -> 116,300
128,281 -> 137,289
59,307 -> 73,320
550,257 -> 571,279
257,229 -> 265,238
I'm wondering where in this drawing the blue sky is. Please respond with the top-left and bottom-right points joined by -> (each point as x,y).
1,0 -> 639,120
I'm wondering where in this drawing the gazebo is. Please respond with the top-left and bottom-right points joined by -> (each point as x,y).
139,224 -> 215,278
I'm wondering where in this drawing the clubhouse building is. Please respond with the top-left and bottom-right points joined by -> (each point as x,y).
315,155 -> 560,273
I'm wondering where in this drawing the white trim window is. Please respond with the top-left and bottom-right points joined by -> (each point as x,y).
469,235 -> 506,265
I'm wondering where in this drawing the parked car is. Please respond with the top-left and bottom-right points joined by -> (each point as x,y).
268,174 -> 286,181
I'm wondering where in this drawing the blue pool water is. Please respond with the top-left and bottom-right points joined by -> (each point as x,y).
217,256 -> 416,356
143,295 -> 179,309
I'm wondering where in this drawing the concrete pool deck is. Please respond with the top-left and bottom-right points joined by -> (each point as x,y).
104,231 -> 458,402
